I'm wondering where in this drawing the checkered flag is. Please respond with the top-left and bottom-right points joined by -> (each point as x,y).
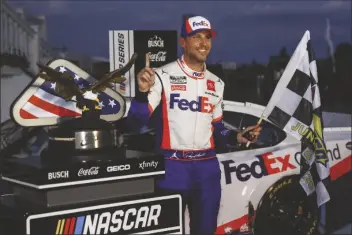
262,30 -> 330,207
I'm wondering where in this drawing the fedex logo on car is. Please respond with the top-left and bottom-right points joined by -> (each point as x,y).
170,93 -> 214,113
222,152 -> 297,183
192,21 -> 209,27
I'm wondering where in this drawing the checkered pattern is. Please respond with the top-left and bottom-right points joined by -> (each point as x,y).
267,54 -> 315,140
264,31 -> 330,207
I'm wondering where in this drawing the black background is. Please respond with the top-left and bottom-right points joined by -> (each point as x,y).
133,30 -> 177,70
133,30 -> 178,95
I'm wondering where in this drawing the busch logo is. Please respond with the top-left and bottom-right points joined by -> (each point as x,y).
48,171 -> 69,180
78,167 -> 100,177
107,164 -> 131,172
149,51 -> 167,62
148,35 -> 164,48
170,94 -> 215,113
222,152 -> 296,183
139,161 -> 159,170
192,20 -> 209,27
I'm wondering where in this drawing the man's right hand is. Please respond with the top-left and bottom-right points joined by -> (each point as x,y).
137,53 -> 155,92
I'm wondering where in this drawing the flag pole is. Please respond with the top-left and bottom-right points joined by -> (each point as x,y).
246,115 -> 265,147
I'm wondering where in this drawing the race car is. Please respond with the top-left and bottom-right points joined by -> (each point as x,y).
123,99 -> 352,235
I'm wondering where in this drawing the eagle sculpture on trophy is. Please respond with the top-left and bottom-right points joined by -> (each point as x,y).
36,53 -> 137,123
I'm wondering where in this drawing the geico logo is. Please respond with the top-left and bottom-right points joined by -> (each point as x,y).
107,164 -> 131,172
222,152 -> 296,184
56,204 -> 162,234
169,94 -> 215,113
48,171 -> 69,180
192,21 -> 209,27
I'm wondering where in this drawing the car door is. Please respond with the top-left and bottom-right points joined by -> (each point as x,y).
214,110 -> 302,233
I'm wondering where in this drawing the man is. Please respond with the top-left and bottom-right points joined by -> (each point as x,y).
128,15 -> 262,234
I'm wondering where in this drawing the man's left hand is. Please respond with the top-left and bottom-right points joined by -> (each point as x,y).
237,125 -> 262,144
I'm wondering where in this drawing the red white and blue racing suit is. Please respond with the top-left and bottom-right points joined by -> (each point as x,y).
127,56 -> 238,234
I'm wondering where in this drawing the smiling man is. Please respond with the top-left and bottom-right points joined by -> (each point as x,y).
128,15 -> 261,234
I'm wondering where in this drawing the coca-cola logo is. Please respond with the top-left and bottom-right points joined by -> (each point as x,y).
149,51 -> 167,62
77,167 -> 100,177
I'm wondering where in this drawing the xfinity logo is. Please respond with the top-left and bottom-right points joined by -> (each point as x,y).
139,161 -> 158,170
48,171 -> 69,180
107,164 -> 131,172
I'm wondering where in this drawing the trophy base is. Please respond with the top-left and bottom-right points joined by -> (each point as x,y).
46,117 -> 123,162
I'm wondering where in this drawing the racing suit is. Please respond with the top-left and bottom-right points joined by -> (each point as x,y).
127,56 -> 238,234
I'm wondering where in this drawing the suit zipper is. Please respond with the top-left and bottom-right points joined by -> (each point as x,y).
193,79 -> 198,148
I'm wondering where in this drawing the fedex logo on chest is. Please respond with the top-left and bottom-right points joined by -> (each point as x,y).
169,94 -> 214,113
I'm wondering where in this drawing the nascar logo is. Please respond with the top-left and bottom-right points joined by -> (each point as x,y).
55,205 -> 161,234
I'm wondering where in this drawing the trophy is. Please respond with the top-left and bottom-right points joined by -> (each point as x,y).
36,53 -> 138,162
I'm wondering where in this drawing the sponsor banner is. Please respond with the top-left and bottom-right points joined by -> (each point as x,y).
109,30 -> 177,98
42,158 -> 164,184
26,195 -> 182,235
1,156 -> 164,188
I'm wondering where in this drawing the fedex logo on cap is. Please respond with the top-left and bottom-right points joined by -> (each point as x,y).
188,16 -> 211,30
193,21 -> 209,27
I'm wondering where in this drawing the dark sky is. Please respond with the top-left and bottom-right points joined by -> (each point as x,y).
9,0 -> 352,64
